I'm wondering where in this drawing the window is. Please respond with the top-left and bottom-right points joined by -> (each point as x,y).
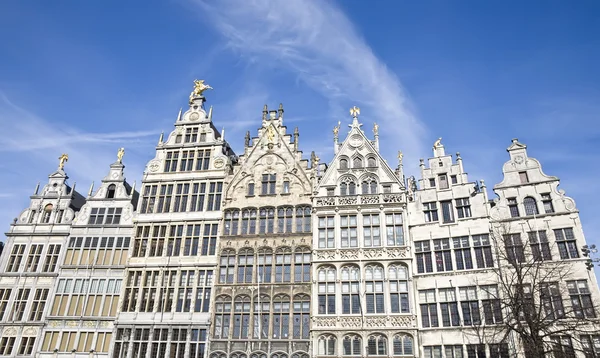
179,151 -> 195,171
89,208 -> 105,225
343,335 -> 362,356
415,241 -> 433,273
247,182 -> 255,196
341,266 -> 360,314
195,270 -> 213,313
242,209 -> 257,235
277,207 -> 293,234
473,234 -> 494,268
199,132 -> 206,142
439,288 -> 460,327
232,296 -> 251,339
42,204 -> 53,223
363,214 -> 381,247
540,282 -> 565,319
295,206 -> 311,233
6,244 -> 25,272
523,196 -> 538,215
140,184 -> 158,214
529,231 -> 552,261
0,337 -> 15,356
176,271 -> 195,312
214,296 -> 232,339
185,127 -> 198,143
459,286 -> 480,325
434,239 -> 452,271
318,267 -> 336,314
293,295 -> 310,339
259,208 -> 275,234
429,178 -> 436,188
173,184 -> 190,212
164,151 -> 179,172
272,295 -> 290,339
340,177 -> 356,196
441,200 -> 455,223
0,289 -> 11,320
466,345 -> 486,358
294,248 -> 311,283
489,344 -> 510,358
424,202 -> 438,222
353,157 -> 363,168
392,335 -> 413,356
389,265 -> 409,313
580,335 -> 600,358
327,188 -> 334,196
261,174 -> 276,195
282,180 -> 290,194
551,336 -> 575,358
481,285 -> 503,324
567,280 -> 595,318
254,294 -> 270,339
17,337 -> 35,356
504,233 -> 525,264
554,228 -> 578,259
456,198 -> 472,218
438,174 -> 449,189
106,184 -> 116,198
383,185 -> 391,193
419,290 -> 438,327
367,335 -> 387,356
385,213 -> 404,246
318,335 -> 336,356
453,236 -> 473,270
340,158 -> 348,169
424,346 -> 442,358
224,210 -> 238,236
519,171 -> 529,183
206,182 -> 223,211
202,224 -> 218,256
237,249 -> 254,283
25,244 -> 42,272
318,216 -> 335,249
105,208 -> 122,225
361,177 -> 378,194
508,198 -> 519,217
28,210 -> 36,223
29,288 -> 49,321
367,157 -> 376,167
541,193 -> 554,213
196,149 -> 211,170
219,250 -> 235,284
451,175 -> 458,184
258,249 -> 273,283
8,288 -> 30,321
275,248 -> 292,283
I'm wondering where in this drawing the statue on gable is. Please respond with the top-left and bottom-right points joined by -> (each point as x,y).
117,147 -> 125,163
58,153 -> 69,170
433,137 -> 443,149
267,125 -> 276,143
189,79 -> 213,101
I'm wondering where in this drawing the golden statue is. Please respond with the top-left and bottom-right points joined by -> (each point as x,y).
433,137 -> 442,149
117,147 -> 125,163
333,121 -> 341,138
350,106 -> 360,118
58,153 -> 69,170
267,125 -> 276,143
189,79 -> 213,100
397,150 -> 403,163
373,122 -> 379,136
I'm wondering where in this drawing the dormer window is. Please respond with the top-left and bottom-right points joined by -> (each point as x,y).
106,184 -> 116,199
438,174 -> 449,189
185,127 -> 198,143
519,171 -> 529,184
367,157 -> 376,167
523,197 -> 539,216
340,177 -> 357,196
451,175 -> 458,184
42,204 -> 53,223
429,178 -> 436,188
262,174 -> 276,195
361,176 -> 378,195
340,159 -> 348,170
353,157 -> 363,168
247,183 -> 255,196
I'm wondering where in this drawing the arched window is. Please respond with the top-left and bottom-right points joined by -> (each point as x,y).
292,294 -> 310,339
224,209 -> 240,235
368,335 -> 388,356
318,335 -> 336,356
259,207 -> 275,234
254,295 -> 270,338
340,158 -> 348,170
214,296 -> 232,338
340,177 -> 357,196
231,353 -> 248,358
393,334 -> 413,355
251,353 -> 268,358
341,265 -> 360,314
353,157 -> 363,168
361,176 -> 378,195
258,248 -> 273,283
271,354 -> 288,358
242,208 -> 258,235
294,247 -> 311,282
211,353 -> 227,358
389,265 -> 409,313
275,247 -> 292,283
291,354 -> 309,358
343,335 -> 362,356
219,249 -> 236,284
365,266 -> 385,313
367,157 -> 377,167
106,184 -> 116,198
524,197 -> 539,216
349,182 -> 356,195
233,296 -> 251,339
272,295 -> 291,339
42,204 -> 53,223
237,248 -> 254,283
318,267 -> 336,314
295,206 -> 311,233
278,206 -> 294,233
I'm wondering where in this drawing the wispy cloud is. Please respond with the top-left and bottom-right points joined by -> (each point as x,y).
192,0 -> 426,166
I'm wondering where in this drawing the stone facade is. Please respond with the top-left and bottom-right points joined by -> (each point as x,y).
0,83 -> 598,358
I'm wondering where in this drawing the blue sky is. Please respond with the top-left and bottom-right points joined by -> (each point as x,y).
1,1 -> 599,267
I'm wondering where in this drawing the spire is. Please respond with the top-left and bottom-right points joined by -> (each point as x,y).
349,106 -> 362,128
33,182 -> 40,195
278,103 -> 284,119
130,180 -> 136,198
158,131 -> 164,145
177,108 -> 182,122
245,131 -> 251,148
88,181 -> 95,197
262,104 -> 268,122
221,127 -> 225,141
208,105 -> 213,121
293,127 -> 299,151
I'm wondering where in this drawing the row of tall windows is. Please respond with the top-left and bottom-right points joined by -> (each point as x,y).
507,194 -> 555,218
6,243 -> 61,273
338,156 -> 377,169
0,336 -> 36,356
164,149 -> 212,173
132,223 -> 218,257
318,213 -> 404,249
428,173 -> 459,189
88,207 -> 122,225
40,331 -> 112,354
423,344 -> 509,358
317,333 -> 413,356
213,294 -> 309,340
219,247 -> 310,284
140,181 -> 223,214
112,327 -> 207,358
423,197 -> 472,223
224,206 -> 311,235
0,288 -> 48,322
28,203 -> 66,224
503,228 -> 579,264
121,269 -> 213,313
414,234 -> 494,274
317,264 -> 410,315
337,177 -> 379,196
51,278 -> 121,317
64,236 -> 129,266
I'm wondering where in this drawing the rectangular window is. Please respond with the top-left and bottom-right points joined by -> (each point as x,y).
580,335 -> 600,358
456,198 -> 472,218
567,280 -> 595,319
140,184 -> 158,214
415,241 -> 433,273
429,178 -> 436,188
551,336 -> 575,358
554,228 -> 578,259
459,286 -> 480,325
190,182 -> 207,212
105,208 -> 122,225
433,238 -> 453,272
17,337 -> 35,356
179,150 -> 195,171
519,171 -> 529,183
489,344 -> 510,358
0,289 -> 11,320
508,197 -> 519,217
6,244 -> 25,272
326,188 -> 334,196
199,132 -> 207,142
0,337 -> 15,356
318,216 -> 335,249
282,180 -> 290,194
528,230 -> 552,261
261,174 -> 276,195
540,282 -> 565,319
424,202 -> 438,222
385,213 -> 404,246
472,234 -> 494,268
202,224 -> 218,256
467,345 -> 486,358
453,236 -> 473,270
439,288 -> 460,327
29,288 -> 49,321
318,282 -> 336,314
440,200 -> 455,223
340,215 -> 358,248
206,182 -> 223,211
419,290 -> 438,327
424,346 -> 442,358
8,288 -> 30,321
25,244 -> 43,272
88,208 -> 106,225
196,149 -> 211,170
504,233 -> 525,264
164,151 -> 179,172
481,285 -> 503,324
184,127 -> 198,143
247,183 -> 255,196
451,175 -> 458,184
438,174 -> 449,189
541,193 -> 554,213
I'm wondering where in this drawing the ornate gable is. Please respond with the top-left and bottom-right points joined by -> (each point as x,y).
315,107 -> 404,196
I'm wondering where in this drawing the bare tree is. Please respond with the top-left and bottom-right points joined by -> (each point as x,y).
466,221 -> 600,358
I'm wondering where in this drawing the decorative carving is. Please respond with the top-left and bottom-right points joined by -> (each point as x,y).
23,327 -> 38,336
366,316 -> 386,327
190,79 -> 212,101
383,194 -> 403,203
316,197 -> 335,207
333,121 -> 341,140
267,125 -> 276,143
117,147 -> 125,163
361,195 -> 379,204
58,153 -> 69,170
148,160 -> 160,173
433,137 -> 442,149
340,317 -> 362,327
350,106 -> 360,118
338,197 -> 357,205
313,317 -> 337,327
2,327 -> 17,336
373,122 -> 379,136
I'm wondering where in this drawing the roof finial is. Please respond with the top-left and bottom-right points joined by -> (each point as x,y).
278,103 -> 284,118
117,148 -> 125,163
34,182 -> 40,195
350,106 -> 360,118
88,181 -> 95,197
177,108 -> 182,121
58,153 -> 69,170
208,105 -> 213,121
158,131 -> 164,145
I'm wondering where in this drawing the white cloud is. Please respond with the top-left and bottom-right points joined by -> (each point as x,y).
192,0 -> 426,166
